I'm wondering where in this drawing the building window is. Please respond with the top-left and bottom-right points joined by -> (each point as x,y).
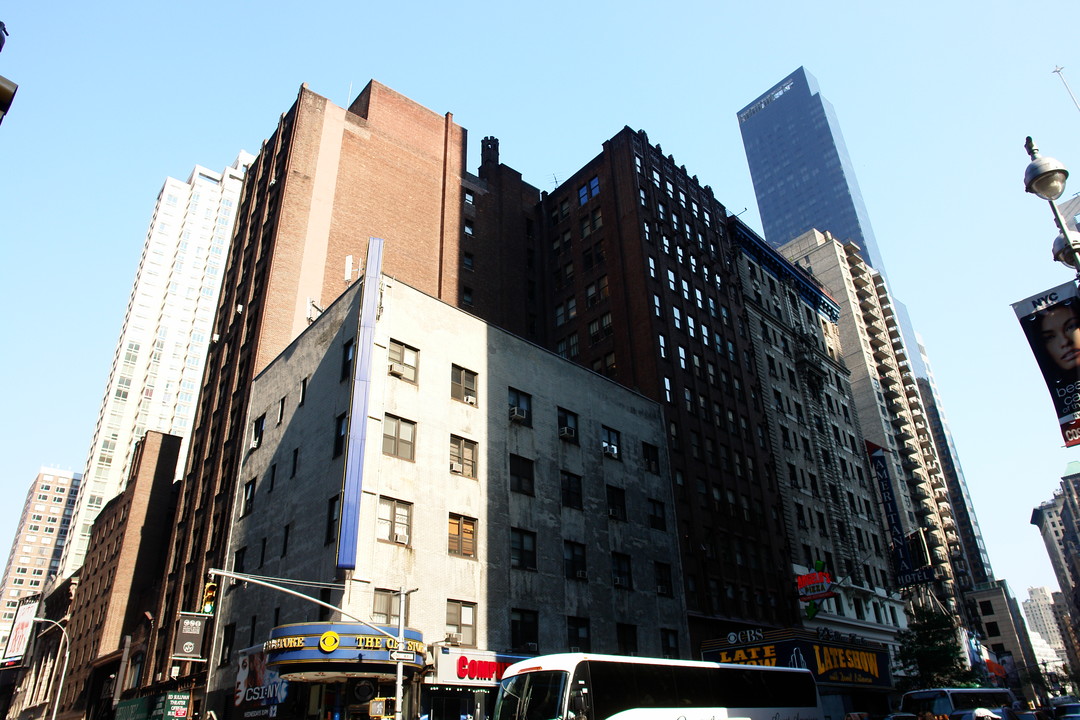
383,415 -> 416,461
617,624 -> 638,656
606,486 -> 627,521
642,442 -> 660,473
299,377 -> 307,405
511,528 -> 537,570
601,426 -> 620,459
612,552 -> 633,589
449,435 -> 478,477
218,623 -> 236,666
585,276 -> 610,307
291,448 -> 299,478
648,499 -> 666,530
233,546 -> 246,574
508,388 -> 532,425
377,497 -> 412,545
560,471 -> 583,509
567,616 -> 591,651
374,589 -> 409,627
448,514 -> 477,558
334,413 -> 348,458
557,407 -> 578,442
388,340 -> 419,383
660,628 -> 679,658
242,480 -> 255,516
511,609 -> 538,652
510,454 -> 534,495
251,415 -> 265,449
985,621 -> 1000,637
464,220 -> 474,236
325,495 -> 340,545
464,189 -> 475,205
451,365 -> 478,404
341,339 -> 355,381
446,600 -> 477,647
655,562 -> 673,595
564,541 -> 587,580
979,600 -> 995,615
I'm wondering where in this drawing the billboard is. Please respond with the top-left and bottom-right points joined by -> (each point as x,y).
1013,281 -> 1080,447
1,595 -> 40,666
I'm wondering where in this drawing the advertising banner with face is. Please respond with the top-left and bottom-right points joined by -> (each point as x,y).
1013,281 -> 1080,447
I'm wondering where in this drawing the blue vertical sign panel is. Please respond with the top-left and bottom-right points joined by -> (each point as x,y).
337,238 -> 384,569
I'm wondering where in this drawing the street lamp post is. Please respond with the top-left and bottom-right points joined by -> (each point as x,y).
34,618 -> 71,720
1024,136 -> 1080,273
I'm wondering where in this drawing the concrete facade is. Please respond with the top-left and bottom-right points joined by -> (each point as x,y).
205,273 -> 684,719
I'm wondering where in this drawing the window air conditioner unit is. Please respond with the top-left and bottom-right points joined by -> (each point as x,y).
575,570 -> 588,580
445,633 -> 463,645
509,406 -> 528,423
249,438 -> 260,450
464,395 -> 477,406
657,585 -> 670,595
603,445 -> 619,458
525,643 -> 538,652
608,508 -> 620,518
450,462 -> 464,474
569,646 -> 581,653
394,534 -> 409,544
388,362 -> 405,377
613,576 -> 628,588
558,426 -> 576,439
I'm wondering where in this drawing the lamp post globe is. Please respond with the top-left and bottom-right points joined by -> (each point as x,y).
1052,229 -> 1080,271
1026,153 -> 1070,200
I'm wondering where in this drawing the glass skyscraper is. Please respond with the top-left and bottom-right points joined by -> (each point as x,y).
737,66 -> 886,271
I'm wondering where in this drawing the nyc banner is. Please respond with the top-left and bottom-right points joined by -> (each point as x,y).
1013,281 -> 1080,447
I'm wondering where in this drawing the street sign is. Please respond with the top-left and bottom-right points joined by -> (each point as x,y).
390,650 -> 414,662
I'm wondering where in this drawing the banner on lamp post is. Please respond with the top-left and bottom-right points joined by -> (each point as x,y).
1013,281 -> 1080,447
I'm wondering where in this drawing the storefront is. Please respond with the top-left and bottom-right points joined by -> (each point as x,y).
422,648 -> 527,720
701,627 -> 894,717
255,622 -> 425,720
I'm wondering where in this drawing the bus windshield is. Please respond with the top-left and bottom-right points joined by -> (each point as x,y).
494,670 -> 569,720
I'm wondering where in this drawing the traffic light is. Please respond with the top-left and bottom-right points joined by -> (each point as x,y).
201,582 -> 218,614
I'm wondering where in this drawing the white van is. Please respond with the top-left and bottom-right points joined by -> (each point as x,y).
900,688 -> 1018,719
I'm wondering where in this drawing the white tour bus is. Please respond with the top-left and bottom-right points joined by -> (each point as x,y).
493,653 -> 822,720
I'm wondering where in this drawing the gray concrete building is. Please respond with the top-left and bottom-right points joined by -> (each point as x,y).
206,264 -> 685,720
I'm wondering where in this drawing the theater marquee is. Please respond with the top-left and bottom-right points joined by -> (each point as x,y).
700,628 -> 891,689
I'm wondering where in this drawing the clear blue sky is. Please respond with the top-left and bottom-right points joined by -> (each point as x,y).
2,2 -> 1078,603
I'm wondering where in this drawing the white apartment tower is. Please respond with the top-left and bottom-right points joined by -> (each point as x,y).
58,153 -> 254,578
0,467 -> 81,647
779,229 -> 963,614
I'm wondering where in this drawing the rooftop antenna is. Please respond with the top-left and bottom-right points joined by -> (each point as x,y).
1053,66 -> 1080,115
551,173 -> 559,188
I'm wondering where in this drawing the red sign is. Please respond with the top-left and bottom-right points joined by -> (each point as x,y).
797,571 -> 837,602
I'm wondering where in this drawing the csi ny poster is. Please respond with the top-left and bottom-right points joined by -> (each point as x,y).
1013,281 -> 1080,447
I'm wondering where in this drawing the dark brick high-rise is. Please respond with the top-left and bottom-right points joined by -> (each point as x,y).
527,128 -> 798,649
